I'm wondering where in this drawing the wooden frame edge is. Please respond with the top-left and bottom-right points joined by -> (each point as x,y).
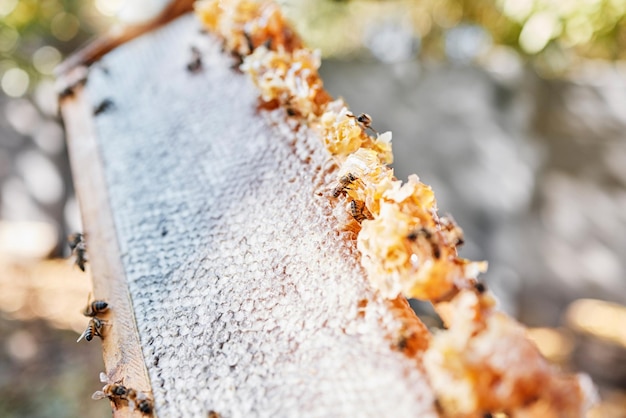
61,84 -> 153,418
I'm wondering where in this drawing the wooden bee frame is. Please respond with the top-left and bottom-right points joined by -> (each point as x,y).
57,4 -> 435,418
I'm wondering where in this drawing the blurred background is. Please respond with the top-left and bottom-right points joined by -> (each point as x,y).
1,0 -> 625,416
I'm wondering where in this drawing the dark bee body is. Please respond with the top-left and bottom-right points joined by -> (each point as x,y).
407,227 -> 430,242
83,299 -> 109,317
77,317 -> 105,342
93,98 -> 114,116
187,46 -> 203,73
137,398 -> 153,414
350,200 -> 371,222
58,77 -> 87,99
93,373 -> 153,415
68,232 -> 88,271
92,383 -> 128,403
127,387 -> 154,415
92,373 -> 128,404
67,233 -> 84,251
348,112 -> 378,135
355,113 -> 372,128
110,384 -> 128,398
407,227 -> 441,259
396,335 -> 408,351
59,86 -> 76,99
332,173 -> 357,198
439,215 -> 464,247
243,32 -> 255,53
75,247 -> 87,271
474,281 -> 487,294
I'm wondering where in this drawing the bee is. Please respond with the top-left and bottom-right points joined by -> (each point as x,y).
77,317 -> 106,342
68,232 -> 88,272
82,295 -> 109,317
187,45 -> 203,73
407,227 -> 430,242
243,31 -> 255,54
332,173 -> 358,198
93,373 -> 153,415
92,373 -> 128,403
208,411 -> 221,418
58,77 -> 87,99
93,98 -> 114,115
396,335 -> 408,351
474,281 -> 487,294
136,398 -> 154,415
127,388 -> 153,415
407,227 -> 441,259
348,112 -> 378,135
350,200 -> 371,222
74,247 -> 87,271
439,215 -> 464,247
67,232 -> 84,251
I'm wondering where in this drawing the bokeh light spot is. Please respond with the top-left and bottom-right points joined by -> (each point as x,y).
567,299 -> 626,347
50,12 -> 80,41
565,15 -> 594,46
33,120 -> 64,155
366,22 -> 416,63
94,0 -> 123,17
519,12 -> 561,54
432,1 -> 463,29
117,0 -> 168,24
0,26 -> 18,52
499,0 -> 534,22
6,330 -> 38,362
0,0 -> 18,17
16,150 -> 64,205
0,220 -> 57,259
32,45 -> 62,75
34,80 -> 59,116
5,98 -> 40,136
1,67 -> 29,97
6,0 -> 36,26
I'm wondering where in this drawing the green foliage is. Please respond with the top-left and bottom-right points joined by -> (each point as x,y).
2,0 -> 626,92
0,0 -> 101,95
283,0 -> 626,73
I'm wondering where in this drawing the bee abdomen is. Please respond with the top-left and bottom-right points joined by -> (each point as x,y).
138,399 -> 153,414
92,300 -> 109,314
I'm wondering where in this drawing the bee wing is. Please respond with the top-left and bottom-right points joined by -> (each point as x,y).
76,329 -> 88,342
128,399 -> 136,411
67,233 -> 79,250
99,372 -> 109,383
92,391 -> 107,400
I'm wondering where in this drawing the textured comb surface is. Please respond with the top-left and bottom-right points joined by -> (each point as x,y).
82,14 -> 437,417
